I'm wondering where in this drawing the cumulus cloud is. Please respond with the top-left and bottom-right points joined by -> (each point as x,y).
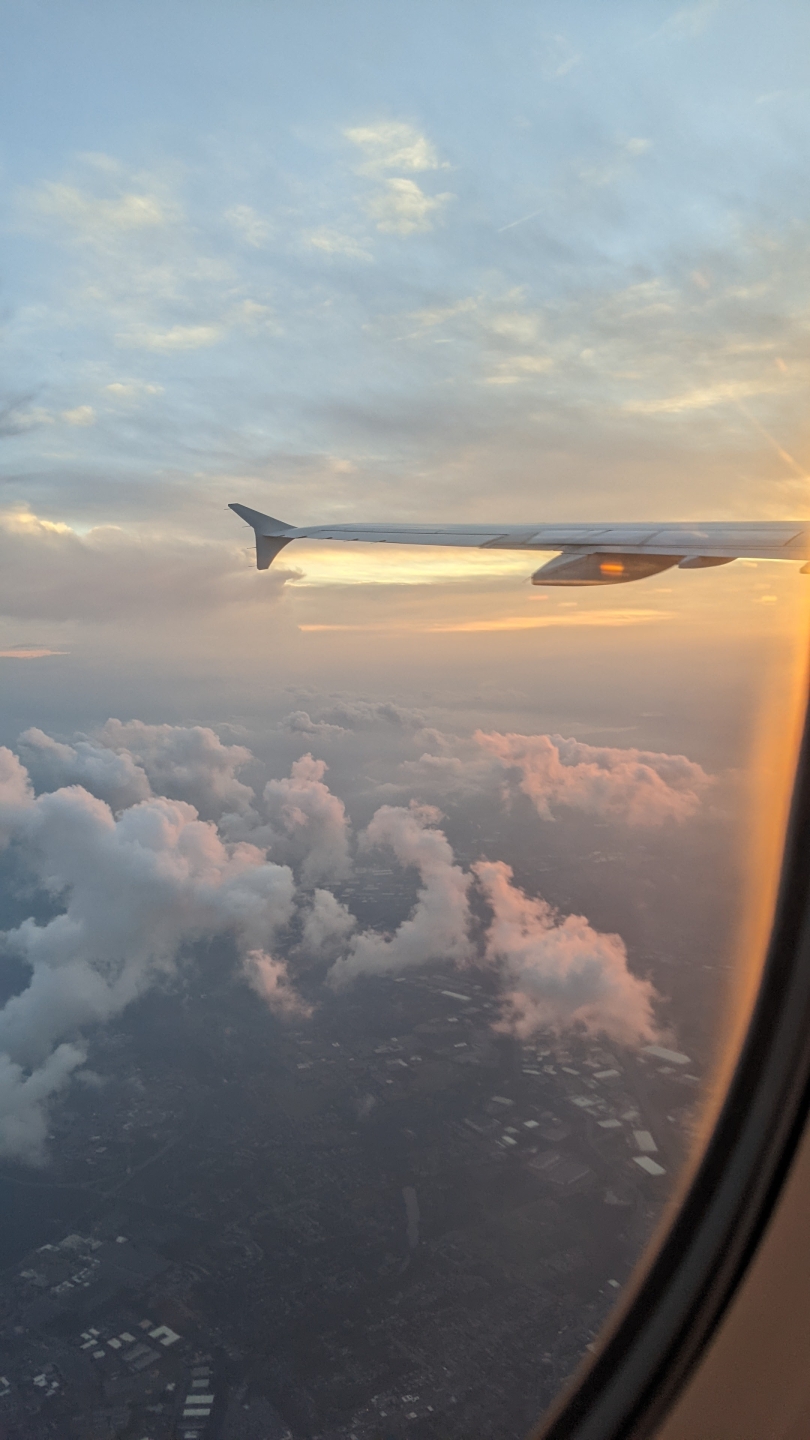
242,950 -> 312,1018
18,728 -> 152,812
475,730 -> 712,825
95,719 -> 255,818
0,749 -> 301,1163
328,803 -> 472,987
19,720 -> 257,820
0,711 -> 682,1163
263,755 -> 351,885
282,710 -> 349,740
0,746 -> 35,843
397,728 -> 711,826
316,699 -> 427,730
474,860 -> 659,1045
0,1043 -> 87,1165
300,888 -> 357,957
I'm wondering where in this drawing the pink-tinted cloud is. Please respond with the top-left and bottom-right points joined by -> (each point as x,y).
473,859 -> 659,1045
475,730 -> 711,825
243,949 -> 313,1018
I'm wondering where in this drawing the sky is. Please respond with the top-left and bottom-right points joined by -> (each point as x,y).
0,1 -> 809,1164
1,0 -> 809,726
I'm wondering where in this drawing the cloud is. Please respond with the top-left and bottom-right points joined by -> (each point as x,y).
484,354 -> 553,385
474,731 -> 711,824
304,228 -> 372,260
623,379 -> 781,415
0,1044 -> 88,1167
25,178 -> 174,241
115,323 -> 223,351
474,860 -> 659,1045
365,178 -> 453,235
0,757 -> 299,1162
300,888 -> 357,957
18,728 -> 153,812
328,803 -> 472,987
539,33 -> 582,79
0,647 -> 68,659
0,405 -> 55,435
242,950 -> 312,1018
0,508 -> 290,622
225,204 -> 273,247
0,746 -> 34,843
95,719 -> 256,819
105,380 -> 163,399
282,710 -> 349,740
300,610 -> 673,633
18,720 -> 256,821
345,121 -> 446,174
262,754 -> 352,884
317,699 -> 427,730
61,404 -> 96,426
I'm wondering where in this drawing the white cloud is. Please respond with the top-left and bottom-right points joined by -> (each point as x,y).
0,1044 -> 87,1167
0,406 -> 55,434
262,754 -> 352,884
539,33 -> 583,79
623,379 -> 781,415
345,121 -> 446,174
18,727 -> 152,812
26,180 -> 174,240
105,380 -> 164,399
365,178 -> 453,235
95,719 -> 256,818
300,888 -> 357,957
225,204 -> 273,247
304,228 -> 373,260
328,803 -> 472,987
474,860 -> 659,1045
115,323 -> 223,351
484,354 -> 553,385
61,404 -> 95,426
0,752 -> 299,1162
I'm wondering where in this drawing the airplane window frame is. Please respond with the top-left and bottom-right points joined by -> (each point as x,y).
532,683 -> 810,1440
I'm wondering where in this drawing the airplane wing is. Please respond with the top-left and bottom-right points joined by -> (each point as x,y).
229,503 -> 810,586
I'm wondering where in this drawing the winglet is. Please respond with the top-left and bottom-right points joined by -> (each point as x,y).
229,502 -> 295,570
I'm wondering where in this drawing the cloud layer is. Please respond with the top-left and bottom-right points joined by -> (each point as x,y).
0,712 -> 709,1163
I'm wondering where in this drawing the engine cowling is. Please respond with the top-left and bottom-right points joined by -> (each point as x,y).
530,551 -> 683,586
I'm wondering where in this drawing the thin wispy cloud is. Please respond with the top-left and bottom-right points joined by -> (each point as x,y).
297,610 -> 673,634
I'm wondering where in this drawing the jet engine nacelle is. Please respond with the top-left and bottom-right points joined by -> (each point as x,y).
530,551 -> 684,586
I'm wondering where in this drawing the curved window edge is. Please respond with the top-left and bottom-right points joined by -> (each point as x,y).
532,669 -> 810,1440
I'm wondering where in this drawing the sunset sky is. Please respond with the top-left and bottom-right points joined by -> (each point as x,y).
1,0 -> 808,740
1,0 -> 810,1181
